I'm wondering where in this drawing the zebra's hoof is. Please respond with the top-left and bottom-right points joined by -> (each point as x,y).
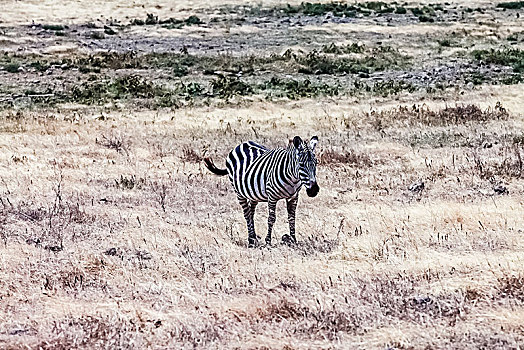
248,237 -> 260,248
282,234 -> 296,246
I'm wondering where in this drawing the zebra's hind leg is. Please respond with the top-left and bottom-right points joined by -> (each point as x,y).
265,198 -> 278,245
239,197 -> 258,248
286,195 -> 298,244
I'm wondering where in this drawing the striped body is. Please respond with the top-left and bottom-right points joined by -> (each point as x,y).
205,136 -> 319,247
225,141 -> 302,202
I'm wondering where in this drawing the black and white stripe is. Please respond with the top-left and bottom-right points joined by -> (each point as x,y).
205,136 -> 319,247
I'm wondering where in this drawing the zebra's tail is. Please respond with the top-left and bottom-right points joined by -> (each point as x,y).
204,157 -> 228,176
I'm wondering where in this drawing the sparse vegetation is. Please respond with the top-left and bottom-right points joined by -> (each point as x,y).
353,79 -> 417,97
472,48 -> 524,73
472,145 -> 523,180
262,77 -> 339,99
210,75 -> 252,98
181,146 -> 203,163
366,103 -> 508,128
103,26 -> 117,35
320,148 -> 373,166
115,175 -> 146,190
90,31 -> 105,40
496,1 -> 524,9
281,2 -> 413,17
322,42 -> 365,54
293,48 -> 410,75
131,14 -> 203,27
96,132 -> 130,155
1,0 -> 524,348
4,62 -> 20,73
41,24 -> 65,31
68,75 -> 176,107
438,39 -> 453,47
234,1 -> 451,21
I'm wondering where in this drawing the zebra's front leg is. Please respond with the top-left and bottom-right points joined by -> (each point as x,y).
239,197 -> 258,248
265,198 -> 278,245
286,195 -> 298,244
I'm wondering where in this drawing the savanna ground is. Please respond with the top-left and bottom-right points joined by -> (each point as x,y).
0,0 -> 523,348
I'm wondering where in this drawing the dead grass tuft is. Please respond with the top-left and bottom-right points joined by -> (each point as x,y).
181,146 -> 203,163
35,315 -> 144,349
96,133 -> 130,155
292,235 -> 340,256
115,175 -> 146,190
497,274 -> 524,301
256,274 -> 472,341
320,148 -> 373,167
4,177 -> 96,250
473,145 -> 523,180
368,103 -> 509,128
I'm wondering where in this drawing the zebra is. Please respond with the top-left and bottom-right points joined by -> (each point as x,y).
204,136 -> 319,247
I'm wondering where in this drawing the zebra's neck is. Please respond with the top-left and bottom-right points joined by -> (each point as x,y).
285,145 -> 300,184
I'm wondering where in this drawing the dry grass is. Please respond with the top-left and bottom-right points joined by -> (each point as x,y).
1,0 -> 524,348
367,103 -> 509,128
0,100 -> 523,349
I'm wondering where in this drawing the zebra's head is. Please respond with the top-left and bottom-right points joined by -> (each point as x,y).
293,136 -> 319,197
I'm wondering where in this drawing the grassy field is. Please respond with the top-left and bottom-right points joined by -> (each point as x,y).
0,0 -> 523,348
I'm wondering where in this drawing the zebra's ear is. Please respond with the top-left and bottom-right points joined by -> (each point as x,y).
309,136 -> 318,151
293,136 -> 303,149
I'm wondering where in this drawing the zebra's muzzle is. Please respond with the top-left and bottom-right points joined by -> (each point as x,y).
306,182 -> 319,197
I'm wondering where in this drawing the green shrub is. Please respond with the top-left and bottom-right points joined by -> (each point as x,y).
70,75 -> 161,103
4,62 -> 20,73
90,31 -> 105,40
295,49 -> 409,75
418,15 -> 434,22
29,61 -> 49,72
210,75 -> 252,98
496,1 -> 524,9
353,79 -> 416,96
472,48 -> 524,72
185,15 -> 203,25
322,42 -> 365,54
132,14 -> 203,26
104,27 -> 117,35
42,24 -> 64,31
438,39 -> 452,47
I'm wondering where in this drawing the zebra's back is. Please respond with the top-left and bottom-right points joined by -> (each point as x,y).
226,141 -> 273,201
226,141 -> 301,202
